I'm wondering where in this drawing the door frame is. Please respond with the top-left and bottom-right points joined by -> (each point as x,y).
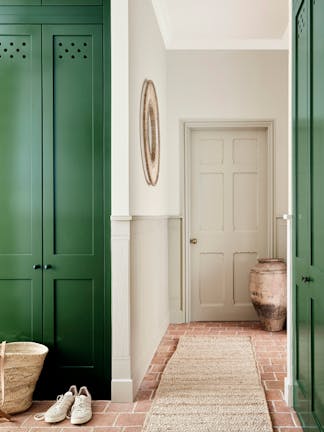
181,120 -> 275,322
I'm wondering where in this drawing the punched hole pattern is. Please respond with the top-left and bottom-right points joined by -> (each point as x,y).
56,39 -> 90,61
0,39 -> 29,60
297,4 -> 306,38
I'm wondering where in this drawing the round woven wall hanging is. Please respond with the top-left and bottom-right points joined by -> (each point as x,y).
140,79 -> 160,186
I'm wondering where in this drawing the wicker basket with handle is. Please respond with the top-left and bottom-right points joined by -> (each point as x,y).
0,341 -> 48,420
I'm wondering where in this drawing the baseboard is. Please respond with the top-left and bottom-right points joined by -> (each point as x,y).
284,377 -> 294,407
111,379 -> 134,402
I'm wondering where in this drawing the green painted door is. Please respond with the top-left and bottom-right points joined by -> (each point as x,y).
41,24 -> 105,397
0,21 -> 108,398
293,0 -> 324,430
0,25 -> 42,343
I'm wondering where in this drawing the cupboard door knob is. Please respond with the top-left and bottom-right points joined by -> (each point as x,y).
44,264 -> 52,270
302,275 -> 311,283
190,238 -> 198,244
33,264 -> 41,270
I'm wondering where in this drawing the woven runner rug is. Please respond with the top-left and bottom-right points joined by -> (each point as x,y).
143,336 -> 273,432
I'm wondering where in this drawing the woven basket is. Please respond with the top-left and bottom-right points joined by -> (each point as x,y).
0,341 -> 48,418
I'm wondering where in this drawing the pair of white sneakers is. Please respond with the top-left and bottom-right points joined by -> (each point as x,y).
34,385 -> 92,425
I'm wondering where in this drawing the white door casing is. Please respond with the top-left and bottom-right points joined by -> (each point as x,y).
186,123 -> 274,321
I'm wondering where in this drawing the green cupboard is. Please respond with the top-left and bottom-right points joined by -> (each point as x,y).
293,0 -> 324,430
0,3 -> 111,399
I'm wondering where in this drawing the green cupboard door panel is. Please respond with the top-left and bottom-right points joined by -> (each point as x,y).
0,25 -> 42,342
0,1 -> 40,4
311,0 -> 324,428
42,25 -> 106,398
43,0 -> 102,5
294,0 -> 311,407
313,298 -> 324,428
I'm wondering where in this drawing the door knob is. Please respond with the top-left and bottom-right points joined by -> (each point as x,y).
44,264 -> 52,270
33,264 -> 41,270
301,275 -> 311,283
190,238 -> 198,244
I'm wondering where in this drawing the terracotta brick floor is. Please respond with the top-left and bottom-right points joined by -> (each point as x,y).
0,322 -> 302,432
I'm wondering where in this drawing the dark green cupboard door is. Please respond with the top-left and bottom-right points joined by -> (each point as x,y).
310,0 -> 324,427
0,22 -> 107,398
0,25 -> 42,343
294,0 -> 324,430
41,25 -> 105,397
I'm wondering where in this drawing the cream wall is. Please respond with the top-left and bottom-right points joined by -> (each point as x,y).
129,0 -> 169,215
111,0 -> 129,216
167,50 -> 289,221
128,0 -> 170,397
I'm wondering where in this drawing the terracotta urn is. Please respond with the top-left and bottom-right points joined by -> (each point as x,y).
249,258 -> 287,332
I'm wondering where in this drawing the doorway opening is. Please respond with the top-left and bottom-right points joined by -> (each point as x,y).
183,121 -> 275,322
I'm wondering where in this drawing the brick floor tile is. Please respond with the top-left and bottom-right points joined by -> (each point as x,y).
134,401 -> 152,413
0,428 -> 28,432
29,429 -> 62,432
263,365 -> 286,373
93,428 -> 122,432
265,380 -> 285,390
93,402 -> 110,413
135,391 -> 153,401
123,427 -> 143,432
20,416 -> 61,428
265,389 -> 284,401
106,404 -> 134,413
270,412 -> 295,427
60,428 -> 93,432
275,372 -> 288,381
150,365 -> 164,373
261,373 -> 276,380
87,414 -> 118,427
115,414 -> 145,427
272,400 -> 291,413
0,413 -> 29,428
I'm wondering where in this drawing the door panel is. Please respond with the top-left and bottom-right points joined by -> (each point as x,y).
0,25 -> 42,342
294,0 -> 312,419
294,0 -> 324,430
0,1 -> 40,4
42,25 -> 105,397
190,128 -> 268,321
311,0 -> 324,428
43,0 -> 102,4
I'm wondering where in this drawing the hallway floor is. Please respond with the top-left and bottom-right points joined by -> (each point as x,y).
0,322 -> 301,432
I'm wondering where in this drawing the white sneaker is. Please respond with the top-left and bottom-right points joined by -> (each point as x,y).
70,386 -> 92,425
34,385 -> 77,423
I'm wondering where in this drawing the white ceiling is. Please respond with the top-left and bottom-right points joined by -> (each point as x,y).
152,0 -> 289,50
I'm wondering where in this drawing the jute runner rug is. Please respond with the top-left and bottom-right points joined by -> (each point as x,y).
143,336 -> 273,432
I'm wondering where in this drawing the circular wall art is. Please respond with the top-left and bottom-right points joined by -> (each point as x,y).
140,79 -> 160,186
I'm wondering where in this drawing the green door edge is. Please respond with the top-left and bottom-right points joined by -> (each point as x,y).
103,0 -> 112,398
292,1 -> 322,430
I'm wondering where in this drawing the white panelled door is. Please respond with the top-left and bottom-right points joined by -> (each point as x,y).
190,128 -> 269,321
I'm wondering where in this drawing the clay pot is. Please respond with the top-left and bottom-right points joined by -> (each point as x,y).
249,258 -> 287,332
